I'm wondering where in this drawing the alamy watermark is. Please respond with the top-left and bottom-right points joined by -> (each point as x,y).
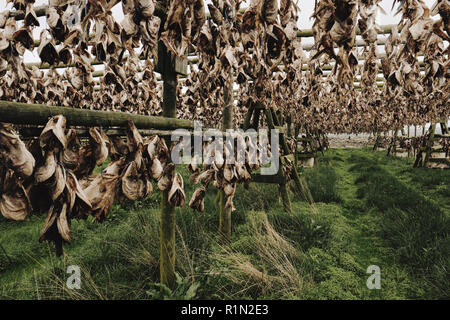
170,122 -> 280,176
66,265 -> 81,290
366,265 -> 381,290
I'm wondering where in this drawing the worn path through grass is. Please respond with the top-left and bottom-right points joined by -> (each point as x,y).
315,148 -> 448,299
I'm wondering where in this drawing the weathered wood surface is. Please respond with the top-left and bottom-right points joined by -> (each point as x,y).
219,73 -> 234,243
159,36 -> 177,290
250,174 -> 286,185
0,100 -> 194,130
17,126 -> 178,138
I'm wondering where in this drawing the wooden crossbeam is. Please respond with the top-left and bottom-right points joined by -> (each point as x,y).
16,126 -> 177,138
296,153 -> 316,159
250,174 -> 286,185
0,100 -> 194,130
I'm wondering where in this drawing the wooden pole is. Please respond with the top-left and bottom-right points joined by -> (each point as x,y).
287,116 -> 292,138
252,109 -> 261,130
17,127 -> 179,139
387,128 -> 399,156
0,100 -> 193,131
440,121 -> 448,135
294,124 -> 300,167
373,134 -> 380,151
423,123 -> 436,167
264,107 -> 292,213
159,39 -> 177,289
270,109 -> 314,205
219,73 -> 233,243
242,102 -> 254,131
279,183 -> 292,213
242,103 -> 254,190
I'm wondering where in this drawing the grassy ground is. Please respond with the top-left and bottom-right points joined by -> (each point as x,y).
0,148 -> 448,300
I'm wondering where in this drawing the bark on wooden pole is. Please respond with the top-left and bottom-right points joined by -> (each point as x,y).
219,73 -> 233,243
264,106 -> 292,213
423,123 -> 436,167
294,124 -> 300,167
387,128 -> 399,156
0,100 -> 193,130
242,102 -> 254,131
159,40 -> 177,289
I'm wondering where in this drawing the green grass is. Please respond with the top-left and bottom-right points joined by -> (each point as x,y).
0,148 -> 448,299
303,164 -> 342,203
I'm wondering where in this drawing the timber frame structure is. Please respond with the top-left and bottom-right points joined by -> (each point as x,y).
1,0 -> 448,292
414,122 -> 450,169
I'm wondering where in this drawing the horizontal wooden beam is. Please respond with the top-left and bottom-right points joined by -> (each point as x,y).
250,174 -> 286,184
8,5 -> 47,20
0,100 -> 194,130
434,134 -> 450,139
427,158 -> 450,165
17,126 -> 177,138
296,153 -> 316,159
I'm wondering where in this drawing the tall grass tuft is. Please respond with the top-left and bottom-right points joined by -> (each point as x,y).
303,165 -> 342,203
210,211 -> 313,299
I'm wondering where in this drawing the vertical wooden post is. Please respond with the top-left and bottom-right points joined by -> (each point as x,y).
315,130 -> 325,156
407,126 -> 411,157
242,102 -> 254,131
242,102 -> 254,191
264,106 -> 292,213
373,134 -> 380,151
287,116 -> 292,138
440,121 -> 448,135
271,108 -> 314,205
423,123 -> 436,167
159,41 -> 177,289
219,73 -> 233,243
387,128 -> 399,156
279,182 -> 292,213
252,109 -> 261,130
294,124 -> 300,167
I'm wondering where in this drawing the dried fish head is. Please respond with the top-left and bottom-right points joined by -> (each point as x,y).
168,172 -> 186,207
40,115 -> 67,151
0,123 -> 35,177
